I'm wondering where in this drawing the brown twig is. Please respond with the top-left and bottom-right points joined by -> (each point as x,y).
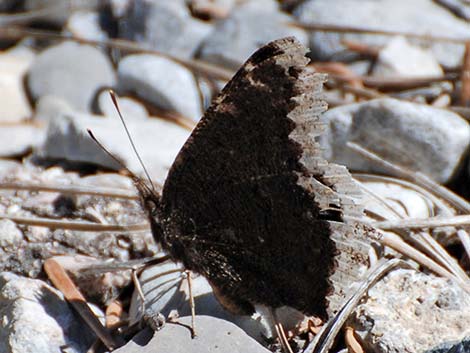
0,6 -> 67,26
327,72 -> 459,90
449,105 -> 470,120
341,39 -> 380,57
0,26 -> 234,81
0,214 -> 148,232
105,300 -> 124,329
378,233 -> 470,292
306,259 -> 412,353
333,83 -> 384,99
288,22 -> 470,44
460,42 -> 470,106
44,258 -> 124,350
0,181 -> 139,199
311,62 -> 364,88
345,326 -> 364,353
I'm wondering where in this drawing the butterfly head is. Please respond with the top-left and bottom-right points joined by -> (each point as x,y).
133,177 -> 164,243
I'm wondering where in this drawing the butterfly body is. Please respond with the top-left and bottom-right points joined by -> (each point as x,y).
137,37 -> 372,320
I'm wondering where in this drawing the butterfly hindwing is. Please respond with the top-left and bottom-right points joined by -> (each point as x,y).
155,37 -> 345,318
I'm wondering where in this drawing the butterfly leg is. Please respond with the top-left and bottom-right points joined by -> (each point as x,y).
184,269 -> 197,338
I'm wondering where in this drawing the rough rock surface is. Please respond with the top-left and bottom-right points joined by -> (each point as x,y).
350,269 -> 470,353
0,165 -> 156,279
0,272 -> 95,353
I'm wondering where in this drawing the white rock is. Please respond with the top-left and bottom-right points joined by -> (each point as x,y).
0,124 -> 46,157
118,54 -> 202,121
350,269 -> 470,352
0,220 -> 23,248
294,0 -> 470,67
0,160 -> 21,177
361,179 -> 432,220
27,42 -> 116,112
0,272 -> 94,353
320,98 -> 470,183
0,46 -> 35,122
65,10 -> 108,41
38,112 -> 190,183
373,36 -> 443,77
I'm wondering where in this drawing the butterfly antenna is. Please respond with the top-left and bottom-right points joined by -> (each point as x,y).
109,90 -> 155,191
86,129 -> 136,178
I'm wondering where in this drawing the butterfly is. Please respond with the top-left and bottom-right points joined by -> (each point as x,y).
134,37 -> 372,321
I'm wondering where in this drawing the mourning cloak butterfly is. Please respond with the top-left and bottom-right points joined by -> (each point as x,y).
135,37 -> 372,320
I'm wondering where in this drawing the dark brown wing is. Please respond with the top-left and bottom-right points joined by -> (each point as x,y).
155,37 -> 371,319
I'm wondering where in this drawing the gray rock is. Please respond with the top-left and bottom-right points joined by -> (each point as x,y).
128,260 -> 182,326
34,95 -> 74,122
349,269 -> 470,353
427,337 -> 470,352
347,60 -> 372,76
119,1 -> 212,59
114,316 -> 271,353
373,36 -> 443,77
320,98 -> 470,183
435,0 -> 470,21
129,261 -> 305,342
23,0 -> 99,25
0,46 -> 34,123
38,112 -> 190,183
27,42 -> 116,112
96,90 -> 149,120
0,0 -> 16,11
80,172 -> 135,189
293,0 -> 470,67
118,54 -> 202,121
199,3 -> 308,69
0,272 -> 94,353
0,124 -> 46,157
65,10 -> 108,41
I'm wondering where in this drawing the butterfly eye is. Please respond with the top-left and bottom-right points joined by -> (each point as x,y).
144,198 -> 159,217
